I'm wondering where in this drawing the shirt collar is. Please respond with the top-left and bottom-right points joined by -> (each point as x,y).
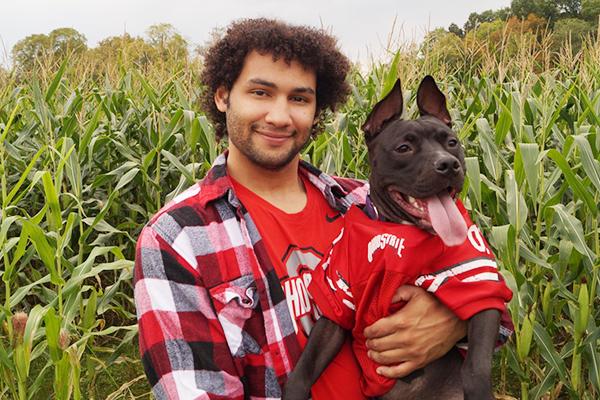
197,151 -> 356,211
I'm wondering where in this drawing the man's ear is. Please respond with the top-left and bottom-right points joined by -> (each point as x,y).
416,75 -> 451,126
362,79 -> 403,141
214,86 -> 229,112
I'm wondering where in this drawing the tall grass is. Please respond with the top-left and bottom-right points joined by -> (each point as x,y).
1,28 -> 599,399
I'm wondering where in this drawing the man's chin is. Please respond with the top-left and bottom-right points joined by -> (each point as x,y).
246,149 -> 300,171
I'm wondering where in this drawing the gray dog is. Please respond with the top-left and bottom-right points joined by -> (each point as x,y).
283,77 -> 512,400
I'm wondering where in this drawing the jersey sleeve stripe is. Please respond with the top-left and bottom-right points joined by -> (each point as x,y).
414,258 -> 498,292
461,272 -> 499,283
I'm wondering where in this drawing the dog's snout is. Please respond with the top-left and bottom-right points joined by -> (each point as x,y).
435,157 -> 461,176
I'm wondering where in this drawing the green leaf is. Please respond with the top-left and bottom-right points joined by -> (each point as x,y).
505,170 -> 528,232
41,171 -> 61,232
476,118 -> 502,182
574,135 -> 600,195
465,157 -> 481,209
45,58 -> 68,102
574,284 -> 589,340
0,100 -> 20,143
161,149 -> 194,183
198,115 -> 217,163
135,71 -> 161,110
79,106 -> 103,160
552,204 -> 596,264
547,149 -> 597,217
82,288 -> 98,331
585,338 -> 600,390
4,146 -> 46,207
533,321 -> 568,382
44,307 -> 62,363
63,139 -> 82,198
22,219 -> 61,285
18,305 -> 45,379
58,212 -> 78,258
494,97 -> 512,145
381,51 -> 401,99
518,143 -> 540,202
114,167 -> 139,192
161,109 -> 184,148
3,221 -> 29,284
517,313 -> 533,361
63,260 -> 133,298
530,370 -> 557,400
9,275 -> 52,308
81,218 -> 123,234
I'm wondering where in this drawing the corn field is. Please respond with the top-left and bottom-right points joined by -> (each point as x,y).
0,32 -> 599,399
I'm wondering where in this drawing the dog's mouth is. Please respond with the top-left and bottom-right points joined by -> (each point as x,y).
387,187 -> 468,246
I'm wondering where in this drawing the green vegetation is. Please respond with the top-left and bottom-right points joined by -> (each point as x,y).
1,5 -> 600,399
438,0 -> 600,62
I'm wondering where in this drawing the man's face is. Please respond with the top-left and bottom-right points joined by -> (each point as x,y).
214,51 -> 317,170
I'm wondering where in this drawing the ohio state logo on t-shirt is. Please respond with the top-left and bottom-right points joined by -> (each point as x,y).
281,245 -> 323,335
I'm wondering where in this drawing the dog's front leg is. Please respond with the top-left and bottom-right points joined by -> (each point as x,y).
283,317 -> 346,400
461,309 -> 501,400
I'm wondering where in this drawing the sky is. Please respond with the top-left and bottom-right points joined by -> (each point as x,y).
0,0 -> 511,66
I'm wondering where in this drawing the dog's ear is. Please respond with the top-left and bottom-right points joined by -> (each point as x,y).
362,79 -> 403,141
416,76 -> 451,126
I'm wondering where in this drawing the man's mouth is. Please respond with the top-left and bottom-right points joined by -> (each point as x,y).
387,186 -> 467,246
253,126 -> 294,142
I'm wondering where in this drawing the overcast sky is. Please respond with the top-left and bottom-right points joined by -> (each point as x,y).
0,0 -> 511,66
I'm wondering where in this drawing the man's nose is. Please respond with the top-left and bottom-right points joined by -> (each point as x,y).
264,97 -> 292,126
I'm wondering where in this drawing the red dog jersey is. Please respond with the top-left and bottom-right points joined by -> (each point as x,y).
308,201 -> 513,397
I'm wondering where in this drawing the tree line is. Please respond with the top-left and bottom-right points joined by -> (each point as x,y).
7,23 -> 194,77
4,0 -> 600,79
419,0 -> 600,73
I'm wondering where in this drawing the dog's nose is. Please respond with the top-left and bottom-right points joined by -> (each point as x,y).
435,157 -> 461,176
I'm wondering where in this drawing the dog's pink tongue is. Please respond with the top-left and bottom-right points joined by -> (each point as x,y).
426,192 -> 468,246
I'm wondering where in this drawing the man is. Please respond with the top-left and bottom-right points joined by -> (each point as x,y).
134,18 -> 512,399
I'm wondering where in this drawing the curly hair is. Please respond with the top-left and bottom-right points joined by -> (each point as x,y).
200,18 -> 351,138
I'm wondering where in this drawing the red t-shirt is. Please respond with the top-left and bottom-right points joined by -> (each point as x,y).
309,202 -> 513,397
231,174 -> 367,400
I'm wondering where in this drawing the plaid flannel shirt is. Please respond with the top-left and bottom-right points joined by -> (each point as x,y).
134,153 -> 368,399
134,152 -> 514,399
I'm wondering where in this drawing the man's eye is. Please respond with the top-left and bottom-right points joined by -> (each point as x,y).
291,96 -> 308,103
252,89 -> 268,96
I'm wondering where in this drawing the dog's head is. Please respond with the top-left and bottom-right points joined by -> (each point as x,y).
362,76 -> 467,246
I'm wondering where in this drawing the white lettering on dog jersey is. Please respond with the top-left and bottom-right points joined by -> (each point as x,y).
467,225 -> 491,254
367,233 -> 406,262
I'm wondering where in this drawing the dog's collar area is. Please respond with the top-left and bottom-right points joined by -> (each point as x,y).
363,195 -> 379,220
363,194 -> 417,225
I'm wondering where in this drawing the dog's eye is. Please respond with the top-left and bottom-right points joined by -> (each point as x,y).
395,144 -> 411,153
448,139 -> 458,147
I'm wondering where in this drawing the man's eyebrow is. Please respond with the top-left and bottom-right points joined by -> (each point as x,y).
248,78 -> 315,95
249,78 -> 276,88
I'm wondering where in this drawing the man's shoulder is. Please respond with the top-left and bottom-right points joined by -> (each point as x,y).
148,182 -> 205,226
143,175 -> 231,242
331,176 -> 368,190
330,176 -> 369,206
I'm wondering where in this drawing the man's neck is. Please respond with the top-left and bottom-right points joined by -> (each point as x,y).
227,148 -> 307,213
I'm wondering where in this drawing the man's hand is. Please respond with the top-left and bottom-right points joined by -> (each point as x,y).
363,285 -> 467,379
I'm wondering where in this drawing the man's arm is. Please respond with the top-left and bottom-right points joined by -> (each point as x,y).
363,285 -> 466,378
134,225 -> 244,399
363,285 -> 513,379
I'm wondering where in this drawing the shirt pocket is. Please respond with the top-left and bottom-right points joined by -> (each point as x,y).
209,274 -> 264,357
